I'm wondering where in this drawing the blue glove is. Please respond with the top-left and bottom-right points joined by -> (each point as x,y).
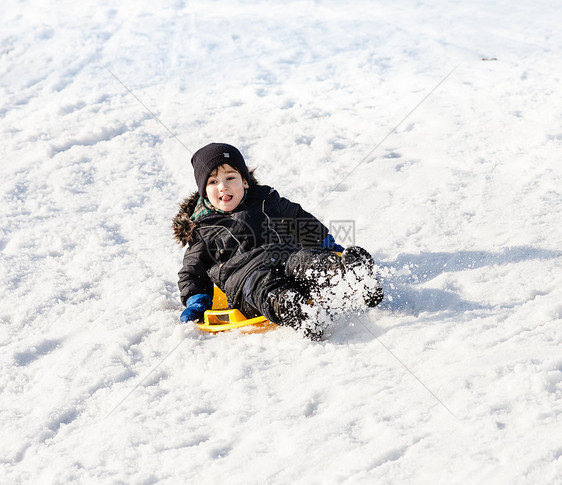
320,234 -> 345,252
180,294 -> 212,323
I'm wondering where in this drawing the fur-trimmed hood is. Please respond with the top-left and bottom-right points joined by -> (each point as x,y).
171,190 -> 200,247
172,171 -> 259,247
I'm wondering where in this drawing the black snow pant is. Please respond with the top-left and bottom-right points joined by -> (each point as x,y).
240,248 -> 343,323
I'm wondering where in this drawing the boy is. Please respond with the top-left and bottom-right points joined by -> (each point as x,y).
173,142 -> 383,339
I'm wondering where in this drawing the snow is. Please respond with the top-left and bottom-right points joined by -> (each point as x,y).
1,0 -> 561,483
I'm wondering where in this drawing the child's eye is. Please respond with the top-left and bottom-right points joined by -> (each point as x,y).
208,180 -> 217,185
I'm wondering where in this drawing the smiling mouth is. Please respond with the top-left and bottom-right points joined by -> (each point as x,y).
220,194 -> 233,202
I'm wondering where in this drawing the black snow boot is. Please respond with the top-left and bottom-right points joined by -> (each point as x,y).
341,246 -> 384,308
342,246 -> 375,271
284,248 -> 344,296
266,287 -> 323,340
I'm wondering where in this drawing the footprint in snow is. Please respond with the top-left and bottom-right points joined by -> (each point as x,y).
14,339 -> 61,367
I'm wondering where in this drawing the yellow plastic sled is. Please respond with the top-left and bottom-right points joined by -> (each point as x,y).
196,286 -> 278,334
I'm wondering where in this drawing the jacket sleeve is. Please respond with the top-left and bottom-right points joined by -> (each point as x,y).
278,196 -> 329,248
177,231 -> 215,306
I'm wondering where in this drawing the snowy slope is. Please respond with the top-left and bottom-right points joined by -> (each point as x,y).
1,0 -> 561,483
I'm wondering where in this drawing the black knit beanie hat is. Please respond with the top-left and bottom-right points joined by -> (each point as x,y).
191,142 -> 251,196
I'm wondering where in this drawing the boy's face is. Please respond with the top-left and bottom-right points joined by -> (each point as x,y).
206,164 -> 249,212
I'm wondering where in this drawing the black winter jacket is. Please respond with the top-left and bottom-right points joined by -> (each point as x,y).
173,183 -> 329,308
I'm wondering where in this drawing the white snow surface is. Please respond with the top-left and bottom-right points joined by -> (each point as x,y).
2,0 -> 562,483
